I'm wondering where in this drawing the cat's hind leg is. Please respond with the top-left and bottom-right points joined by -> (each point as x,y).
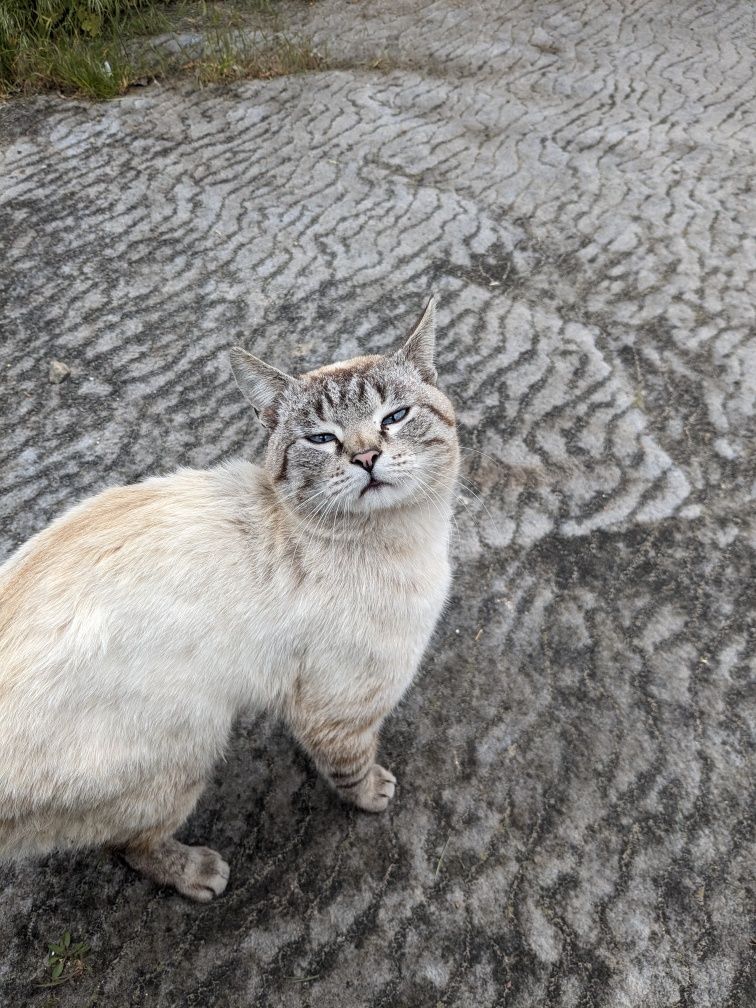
122,835 -> 229,903
116,781 -> 229,902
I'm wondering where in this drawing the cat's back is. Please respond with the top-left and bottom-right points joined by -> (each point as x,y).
0,460 -> 271,692
0,460 -> 278,835
0,460 -> 264,594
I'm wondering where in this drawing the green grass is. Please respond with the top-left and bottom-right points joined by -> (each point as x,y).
1,0 -> 155,95
0,0 -> 327,99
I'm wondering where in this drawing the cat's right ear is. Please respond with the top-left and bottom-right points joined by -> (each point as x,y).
230,348 -> 296,426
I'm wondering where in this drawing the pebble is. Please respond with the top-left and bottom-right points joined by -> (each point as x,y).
49,360 -> 71,384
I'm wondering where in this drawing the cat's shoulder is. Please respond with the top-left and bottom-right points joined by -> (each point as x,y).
88,459 -> 269,514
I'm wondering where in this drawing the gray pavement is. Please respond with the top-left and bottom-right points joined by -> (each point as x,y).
0,1 -> 754,1005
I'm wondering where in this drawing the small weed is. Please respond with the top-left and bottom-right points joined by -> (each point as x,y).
38,930 -> 91,988
188,30 -> 327,85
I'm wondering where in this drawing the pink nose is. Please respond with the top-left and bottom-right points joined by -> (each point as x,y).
351,449 -> 381,473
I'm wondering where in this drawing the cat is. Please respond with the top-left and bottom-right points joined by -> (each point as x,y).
0,296 -> 459,901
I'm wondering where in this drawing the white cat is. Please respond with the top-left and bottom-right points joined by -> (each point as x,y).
0,297 -> 458,901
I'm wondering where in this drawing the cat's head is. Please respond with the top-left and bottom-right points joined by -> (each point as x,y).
230,297 -> 458,520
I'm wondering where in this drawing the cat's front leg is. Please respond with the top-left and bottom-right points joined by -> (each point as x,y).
286,696 -> 396,812
330,761 -> 397,813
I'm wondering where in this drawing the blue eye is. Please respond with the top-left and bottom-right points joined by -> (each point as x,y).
382,407 -> 410,426
306,432 -> 337,444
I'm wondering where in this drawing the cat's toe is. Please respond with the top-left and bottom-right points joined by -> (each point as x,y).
356,764 -> 396,812
177,846 -> 230,902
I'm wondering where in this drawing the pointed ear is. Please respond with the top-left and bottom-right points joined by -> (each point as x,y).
397,295 -> 437,384
230,347 -> 295,423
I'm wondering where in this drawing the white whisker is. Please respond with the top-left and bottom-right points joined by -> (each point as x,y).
456,474 -> 502,540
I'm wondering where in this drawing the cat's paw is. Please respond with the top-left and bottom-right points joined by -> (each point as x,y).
175,845 -> 230,903
354,764 -> 396,813
124,837 -> 230,902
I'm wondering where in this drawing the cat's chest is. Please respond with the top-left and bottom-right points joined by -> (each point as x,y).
292,542 -> 450,644
223,529 -> 452,695
317,538 -> 446,601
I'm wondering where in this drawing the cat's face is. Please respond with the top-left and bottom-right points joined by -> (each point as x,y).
231,298 -> 458,520
264,354 -> 457,518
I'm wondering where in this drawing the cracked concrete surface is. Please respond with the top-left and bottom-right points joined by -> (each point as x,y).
0,1 -> 754,1005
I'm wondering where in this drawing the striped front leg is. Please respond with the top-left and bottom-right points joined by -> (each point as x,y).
286,703 -> 396,812
327,760 -> 397,813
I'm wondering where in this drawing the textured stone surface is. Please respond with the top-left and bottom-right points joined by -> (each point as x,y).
0,1 -> 754,1005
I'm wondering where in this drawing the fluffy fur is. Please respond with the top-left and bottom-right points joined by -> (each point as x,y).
0,298 -> 458,900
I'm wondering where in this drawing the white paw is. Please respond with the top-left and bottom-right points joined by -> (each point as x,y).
177,846 -> 230,902
354,764 -> 396,813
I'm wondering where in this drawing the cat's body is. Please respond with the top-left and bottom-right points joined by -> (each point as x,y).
0,299 -> 458,900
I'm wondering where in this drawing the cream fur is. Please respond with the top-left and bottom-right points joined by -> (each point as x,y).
0,300 -> 458,898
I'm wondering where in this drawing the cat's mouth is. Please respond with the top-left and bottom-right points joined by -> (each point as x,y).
360,477 -> 391,496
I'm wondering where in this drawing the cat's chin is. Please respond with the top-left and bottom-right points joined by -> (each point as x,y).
359,477 -> 392,497
351,482 -> 397,512
349,480 -> 420,515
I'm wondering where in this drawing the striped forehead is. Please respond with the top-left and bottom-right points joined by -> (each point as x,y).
298,356 -> 392,420
304,371 -> 385,423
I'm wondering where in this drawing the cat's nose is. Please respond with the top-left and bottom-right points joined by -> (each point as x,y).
351,449 -> 381,472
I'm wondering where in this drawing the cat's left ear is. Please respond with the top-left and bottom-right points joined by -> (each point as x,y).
397,295 -> 437,384
230,347 -> 296,426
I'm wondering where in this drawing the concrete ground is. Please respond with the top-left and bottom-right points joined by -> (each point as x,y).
0,1 -> 754,1005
